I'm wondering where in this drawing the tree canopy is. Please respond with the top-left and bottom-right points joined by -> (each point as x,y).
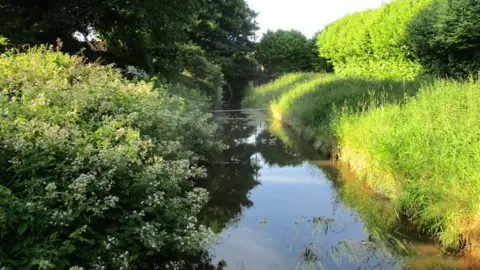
317,0 -> 433,79
189,0 -> 259,87
256,30 -> 312,75
0,0 -> 259,97
407,0 -> 480,77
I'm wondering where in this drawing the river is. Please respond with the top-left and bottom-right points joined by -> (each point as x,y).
196,109 -> 464,270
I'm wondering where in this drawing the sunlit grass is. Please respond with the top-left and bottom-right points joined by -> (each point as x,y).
336,79 -> 480,256
246,73 -> 480,259
243,73 -> 320,108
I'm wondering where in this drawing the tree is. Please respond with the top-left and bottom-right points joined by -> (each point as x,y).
189,0 -> 259,89
0,0 -> 198,58
256,30 -> 312,75
309,32 -> 333,73
0,0 -> 260,99
407,0 -> 480,77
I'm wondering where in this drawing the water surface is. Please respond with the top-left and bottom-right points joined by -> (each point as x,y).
198,109 -> 463,270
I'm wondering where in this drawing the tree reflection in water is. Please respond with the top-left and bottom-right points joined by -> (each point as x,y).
198,110 -> 308,232
193,112 -> 464,270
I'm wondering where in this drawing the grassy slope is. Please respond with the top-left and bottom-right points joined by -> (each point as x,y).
246,73 -> 480,257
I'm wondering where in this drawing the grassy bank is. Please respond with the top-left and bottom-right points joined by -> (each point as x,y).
245,73 -> 480,258
245,73 -> 430,153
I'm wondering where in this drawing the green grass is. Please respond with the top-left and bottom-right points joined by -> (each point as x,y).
246,73 -> 430,153
243,73 -> 321,108
246,73 -> 480,258
336,79 -> 480,253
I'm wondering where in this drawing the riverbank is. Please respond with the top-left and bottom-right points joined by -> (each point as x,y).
244,73 -> 480,260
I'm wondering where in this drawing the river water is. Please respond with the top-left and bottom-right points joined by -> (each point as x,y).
197,109 -> 463,270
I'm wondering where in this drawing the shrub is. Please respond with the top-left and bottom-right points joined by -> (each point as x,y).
317,0 -> 434,79
308,35 -> 333,73
175,43 -> 225,103
0,35 -> 7,53
407,0 -> 480,77
256,30 -> 312,75
0,47 -> 223,269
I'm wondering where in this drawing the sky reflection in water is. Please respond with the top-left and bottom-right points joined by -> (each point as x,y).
203,111 -> 461,270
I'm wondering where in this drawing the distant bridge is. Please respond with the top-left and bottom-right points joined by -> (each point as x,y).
211,108 -> 268,113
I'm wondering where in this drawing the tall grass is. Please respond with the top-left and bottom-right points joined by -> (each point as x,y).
248,73 -> 430,154
246,73 -> 480,258
336,79 -> 480,255
243,73 -> 320,108
270,119 -> 468,269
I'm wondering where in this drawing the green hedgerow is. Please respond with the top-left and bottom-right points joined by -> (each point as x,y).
317,0 -> 434,79
0,46 -> 224,269
406,0 -> 480,77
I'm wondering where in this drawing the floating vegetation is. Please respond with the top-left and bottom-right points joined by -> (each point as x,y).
259,216 -> 269,228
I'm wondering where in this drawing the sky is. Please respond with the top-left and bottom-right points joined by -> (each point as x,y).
246,0 -> 389,39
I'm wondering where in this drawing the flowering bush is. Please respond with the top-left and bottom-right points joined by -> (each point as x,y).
0,47 -> 223,269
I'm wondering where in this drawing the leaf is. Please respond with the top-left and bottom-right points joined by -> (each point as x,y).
0,184 -> 11,195
17,223 -> 28,235
24,236 -> 35,246
13,240 -> 23,251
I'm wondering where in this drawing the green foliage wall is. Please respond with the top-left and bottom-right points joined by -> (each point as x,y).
190,0 -> 259,87
256,30 -> 312,75
0,47 -> 223,269
0,0 -> 259,98
407,0 -> 480,77
309,33 -> 333,73
317,0 -> 434,79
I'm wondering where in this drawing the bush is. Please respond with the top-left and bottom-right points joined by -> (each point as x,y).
317,0 -> 433,79
0,47 -> 223,269
0,35 -> 7,53
407,0 -> 480,77
174,43 -> 225,103
256,30 -> 312,75
308,35 -> 333,73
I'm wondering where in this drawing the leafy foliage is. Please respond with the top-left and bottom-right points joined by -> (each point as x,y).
0,0 -> 259,98
406,0 -> 480,77
0,36 -> 7,46
0,47 -> 224,269
308,33 -> 333,73
174,43 -> 225,101
256,30 -> 312,75
317,0 -> 434,79
190,0 -> 259,88
0,35 -> 7,53
0,0 -> 200,64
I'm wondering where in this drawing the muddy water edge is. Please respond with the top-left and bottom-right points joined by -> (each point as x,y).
195,109 -> 467,270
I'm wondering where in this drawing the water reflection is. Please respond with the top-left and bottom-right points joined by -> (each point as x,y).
198,111 -> 262,233
195,110 -> 465,270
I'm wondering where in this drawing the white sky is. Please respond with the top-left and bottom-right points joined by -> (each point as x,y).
247,0 -> 389,39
